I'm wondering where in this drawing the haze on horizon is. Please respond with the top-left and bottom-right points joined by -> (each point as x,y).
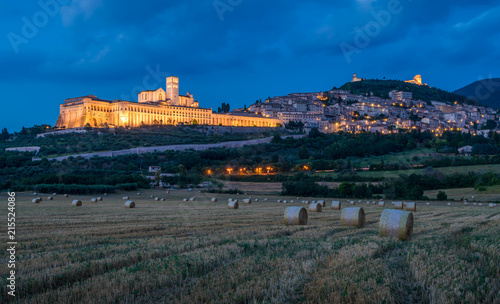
1,0 -> 499,131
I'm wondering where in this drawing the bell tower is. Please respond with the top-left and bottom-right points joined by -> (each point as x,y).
166,76 -> 179,105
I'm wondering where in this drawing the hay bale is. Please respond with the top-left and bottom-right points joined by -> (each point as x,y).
52,193 -> 57,196
91,198 -> 98,203
33,192 -> 37,196
72,200 -> 82,207
122,196 -> 129,200
103,193 -> 107,196
426,202 -> 430,205
309,203 -> 322,212
160,198 -> 165,201
340,207 -> 365,228
228,198 -> 233,202
317,200 -> 325,207
464,202 -> 468,206
38,197 -> 43,202
124,201 -> 135,208
331,201 -> 341,210
137,192 -> 141,196
393,202 -> 404,210
284,207 -> 308,225
304,200 -> 309,204
478,203 -> 483,206
48,196 -> 53,200
255,198 -> 259,202
312,200 -> 316,204
379,201 -> 385,207
489,203 -> 496,208
378,209 -> 413,241
150,195 -> 154,198
64,194 -> 69,197
473,202 -> 477,206
211,198 -> 217,202
263,198 -> 268,201
277,199 -> 282,203
155,197 -> 159,201
243,198 -> 252,204
97,197 -> 102,201
447,202 -> 451,206
290,200 -> 294,203
32,198 -> 40,204
228,200 -> 239,209
183,198 -> 188,202
405,202 -> 416,212
349,201 -> 355,205
189,196 -> 196,201
283,200 -> 287,204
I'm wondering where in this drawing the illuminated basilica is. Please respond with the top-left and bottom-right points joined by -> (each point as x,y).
55,77 -> 280,129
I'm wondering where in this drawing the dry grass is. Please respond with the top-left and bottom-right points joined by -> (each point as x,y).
0,191 -> 498,304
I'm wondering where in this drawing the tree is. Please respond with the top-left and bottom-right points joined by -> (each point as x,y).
338,182 -> 355,198
486,119 -> 497,130
271,134 -> 282,144
437,190 -> 447,201
298,145 -> 309,159
84,123 -> 92,131
192,119 -> 198,125
1,128 -> 9,140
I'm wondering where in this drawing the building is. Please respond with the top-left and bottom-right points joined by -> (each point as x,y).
351,73 -> 363,82
389,90 -> 413,102
405,74 -> 427,86
55,77 -> 281,129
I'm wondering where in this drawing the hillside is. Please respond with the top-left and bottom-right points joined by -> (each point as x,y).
338,79 -> 476,105
454,78 -> 500,109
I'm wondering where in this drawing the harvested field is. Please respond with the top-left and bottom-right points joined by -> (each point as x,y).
0,191 -> 498,304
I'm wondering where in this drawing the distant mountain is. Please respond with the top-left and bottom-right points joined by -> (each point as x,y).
454,78 -> 500,109
338,79 -> 477,105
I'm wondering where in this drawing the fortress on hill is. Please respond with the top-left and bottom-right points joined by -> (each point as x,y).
55,76 -> 280,129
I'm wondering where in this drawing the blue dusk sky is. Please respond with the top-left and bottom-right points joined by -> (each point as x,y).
1,0 -> 499,131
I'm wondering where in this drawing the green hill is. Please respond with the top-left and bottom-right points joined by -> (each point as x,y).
338,79 -> 476,105
454,78 -> 500,109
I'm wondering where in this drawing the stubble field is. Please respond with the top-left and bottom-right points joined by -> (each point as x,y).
0,190 -> 499,304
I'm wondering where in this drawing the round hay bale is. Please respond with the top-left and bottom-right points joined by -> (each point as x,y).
33,192 -> 37,196
64,194 -> 69,197
228,198 -> 233,202
331,201 -> 341,210
464,202 -> 468,206
189,197 -> 196,201
311,200 -> 316,204
393,202 -> 404,210
155,197 -> 159,201
304,200 -> 309,204
340,207 -> 365,228
296,197 -> 300,199
473,202 -> 477,206
150,195 -> 154,198
309,203 -> 322,212
290,200 -> 294,203
32,198 -> 40,204
122,196 -> 129,200
183,198 -> 188,202
52,193 -> 57,196
48,196 -> 53,200
283,200 -> 287,204
160,198 -> 165,201
349,201 -> 355,205
378,201 -> 385,207
211,198 -> 218,202
447,202 -> 451,206
243,198 -> 252,204
137,192 -> 141,196
103,193 -> 107,196
426,202 -> 430,205
317,200 -> 325,207
405,202 -> 416,212
277,199 -> 282,203
378,209 -> 413,241
263,198 -> 268,201
488,203 -> 495,208
38,197 -> 43,202
478,203 -> 483,206
228,200 -> 239,209
255,198 -> 259,202
471,196 -> 475,199
124,201 -> 135,208
284,207 -> 308,225
72,200 -> 82,207
97,197 -> 102,201
91,198 -> 98,203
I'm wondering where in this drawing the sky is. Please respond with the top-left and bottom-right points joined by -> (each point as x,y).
1,0 -> 499,132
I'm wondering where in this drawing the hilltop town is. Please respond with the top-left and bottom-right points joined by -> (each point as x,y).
247,74 -> 498,136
